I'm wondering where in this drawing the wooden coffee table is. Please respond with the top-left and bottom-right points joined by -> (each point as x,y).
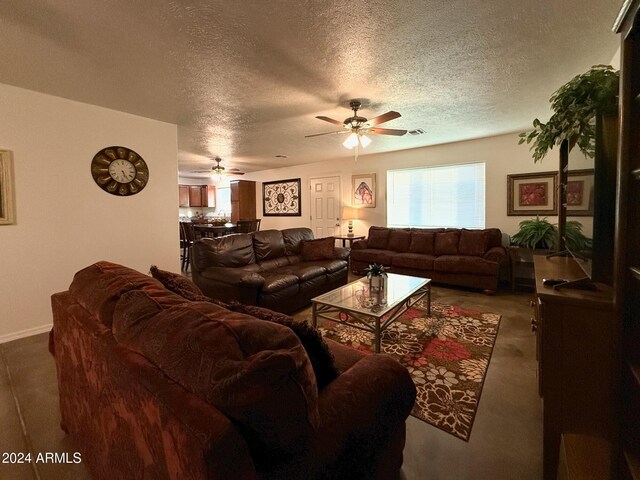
311,273 -> 431,353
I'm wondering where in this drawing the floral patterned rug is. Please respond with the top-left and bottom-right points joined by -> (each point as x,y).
317,300 -> 501,441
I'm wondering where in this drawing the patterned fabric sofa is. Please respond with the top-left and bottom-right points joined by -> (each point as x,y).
351,226 -> 508,293
192,228 -> 349,314
50,261 -> 416,480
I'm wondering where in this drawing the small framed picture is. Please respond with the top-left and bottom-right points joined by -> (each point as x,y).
352,173 -> 376,208
507,171 -> 557,216
0,150 -> 16,225
262,178 -> 301,216
566,169 -> 594,216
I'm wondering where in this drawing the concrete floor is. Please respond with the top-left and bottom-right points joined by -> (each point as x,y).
0,284 -> 542,480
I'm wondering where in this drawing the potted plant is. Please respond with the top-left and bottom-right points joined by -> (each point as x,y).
365,263 -> 387,290
518,64 -> 619,162
511,217 -> 592,253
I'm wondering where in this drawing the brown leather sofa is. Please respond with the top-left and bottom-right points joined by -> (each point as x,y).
192,228 -> 349,314
50,261 -> 416,480
351,226 -> 508,293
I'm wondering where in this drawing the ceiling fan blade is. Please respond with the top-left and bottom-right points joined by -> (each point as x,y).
191,170 -> 212,173
227,171 -> 245,175
316,116 -> 344,126
367,111 -> 401,126
305,130 -> 347,138
368,127 -> 407,136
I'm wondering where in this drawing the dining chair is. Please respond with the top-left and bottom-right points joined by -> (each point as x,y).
179,222 -> 196,271
236,219 -> 261,234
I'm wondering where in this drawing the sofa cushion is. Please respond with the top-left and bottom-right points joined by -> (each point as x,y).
113,299 -> 319,460
282,227 -> 315,256
69,261 -> 174,327
302,259 -> 348,274
224,302 -> 339,390
391,253 -> 436,270
257,256 -> 290,272
192,235 -> 256,269
283,264 -> 327,282
367,227 -> 391,249
409,232 -> 436,255
252,230 -> 286,261
434,255 -> 498,275
261,273 -> 300,293
149,265 -> 211,301
301,237 -> 335,261
349,249 -> 396,266
484,228 -> 503,249
434,231 -> 460,255
458,229 -> 487,256
388,230 -> 411,252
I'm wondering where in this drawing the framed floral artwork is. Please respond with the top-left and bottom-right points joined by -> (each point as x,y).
507,171 -> 557,216
566,169 -> 594,216
0,150 -> 16,225
262,178 -> 301,216
352,173 -> 376,208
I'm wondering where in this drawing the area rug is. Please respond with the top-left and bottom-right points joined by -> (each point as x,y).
317,300 -> 501,441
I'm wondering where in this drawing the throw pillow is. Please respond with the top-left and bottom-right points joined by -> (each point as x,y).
149,265 -> 211,302
225,301 -> 339,390
434,231 -> 460,255
301,237 -> 335,261
388,230 -> 411,252
367,227 -> 391,249
409,231 -> 436,254
458,229 -> 487,256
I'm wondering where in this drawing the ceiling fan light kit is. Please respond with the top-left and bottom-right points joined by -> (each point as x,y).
307,99 -> 407,158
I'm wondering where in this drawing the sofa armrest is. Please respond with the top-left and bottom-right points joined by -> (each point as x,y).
352,239 -> 368,250
334,247 -> 350,260
483,246 -> 508,263
311,355 -> 416,475
201,267 -> 265,288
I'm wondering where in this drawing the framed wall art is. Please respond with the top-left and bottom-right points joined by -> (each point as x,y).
566,169 -> 594,216
263,178 -> 301,216
352,173 -> 376,208
507,171 -> 557,216
0,150 -> 16,225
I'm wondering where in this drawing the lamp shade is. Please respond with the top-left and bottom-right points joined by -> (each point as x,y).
342,132 -> 359,149
342,206 -> 358,220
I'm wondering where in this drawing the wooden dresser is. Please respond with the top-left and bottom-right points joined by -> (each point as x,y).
533,256 -> 614,480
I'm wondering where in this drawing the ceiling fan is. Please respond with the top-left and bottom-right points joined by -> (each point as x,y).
191,157 -> 245,179
306,100 -> 407,152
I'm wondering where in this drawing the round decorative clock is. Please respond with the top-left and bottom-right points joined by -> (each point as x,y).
90,146 -> 149,196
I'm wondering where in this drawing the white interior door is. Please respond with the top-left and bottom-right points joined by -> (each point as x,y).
309,176 -> 341,238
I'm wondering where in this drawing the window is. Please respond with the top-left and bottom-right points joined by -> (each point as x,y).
387,163 -> 485,228
216,187 -> 231,215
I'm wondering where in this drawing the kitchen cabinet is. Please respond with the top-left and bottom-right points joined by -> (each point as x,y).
179,184 -> 216,208
230,180 -> 256,224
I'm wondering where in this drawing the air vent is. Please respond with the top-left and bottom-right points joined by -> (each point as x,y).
408,128 -> 425,136
275,154 -> 288,158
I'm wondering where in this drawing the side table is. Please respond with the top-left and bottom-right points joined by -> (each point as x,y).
334,235 -> 365,248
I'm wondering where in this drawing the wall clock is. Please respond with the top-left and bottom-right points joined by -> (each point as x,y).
91,146 -> 149,196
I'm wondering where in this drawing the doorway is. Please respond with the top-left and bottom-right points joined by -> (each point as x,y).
309,176 -> 341,238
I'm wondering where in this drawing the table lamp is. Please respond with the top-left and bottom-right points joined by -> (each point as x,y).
342,206 -> 358,237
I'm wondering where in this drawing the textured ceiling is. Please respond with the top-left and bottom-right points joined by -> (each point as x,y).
0,0 -> 621,175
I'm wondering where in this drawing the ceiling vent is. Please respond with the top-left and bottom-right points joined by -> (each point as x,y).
408,128 -> 426,136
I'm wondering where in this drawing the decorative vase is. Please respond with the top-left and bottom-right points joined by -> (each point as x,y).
369,273 -> 387,291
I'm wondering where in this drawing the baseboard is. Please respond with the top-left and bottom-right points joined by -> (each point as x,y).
0,323 -> 52,344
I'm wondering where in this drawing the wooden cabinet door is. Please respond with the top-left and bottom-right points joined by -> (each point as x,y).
179,185 -> 190,207
189,186 -> 203,207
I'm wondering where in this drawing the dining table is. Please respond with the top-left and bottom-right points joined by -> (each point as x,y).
192,223 -> 238,239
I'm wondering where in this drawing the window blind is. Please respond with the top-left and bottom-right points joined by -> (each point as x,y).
387,163 -> 486,229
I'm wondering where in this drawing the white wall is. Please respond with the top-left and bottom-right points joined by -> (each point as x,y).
0,84 -> 179,342
242,132 -> 594,238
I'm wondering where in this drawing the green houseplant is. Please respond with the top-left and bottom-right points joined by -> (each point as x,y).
511,217 -> 591,252
365,263 -> 387,290
518,65 -> 619,162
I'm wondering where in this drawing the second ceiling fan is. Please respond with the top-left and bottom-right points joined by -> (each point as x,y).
306,100 -> 407,151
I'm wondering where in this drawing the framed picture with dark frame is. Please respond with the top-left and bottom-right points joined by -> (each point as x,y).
262,178 -> 302,216
0,150 -> 16,225
566,169 -> 595,216
507,171 -> 558,216
352,173 -> 376,208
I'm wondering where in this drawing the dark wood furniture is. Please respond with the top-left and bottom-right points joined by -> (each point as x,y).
230,180 -> 256,224
178,184 -> 216,208
192,223 -> 237,238
179,222 -> 195,271
613,2 -> 640,478
334,235 -> 364,248
236,219 -> 261,233
532,256 -> 614,480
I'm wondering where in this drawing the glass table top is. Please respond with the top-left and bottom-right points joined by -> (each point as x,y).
312,273 -> 430,318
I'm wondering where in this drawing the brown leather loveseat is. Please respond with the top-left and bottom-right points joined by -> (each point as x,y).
192,228 -> 349,314
50,261 -> 416,479
351,226 -> 508,293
